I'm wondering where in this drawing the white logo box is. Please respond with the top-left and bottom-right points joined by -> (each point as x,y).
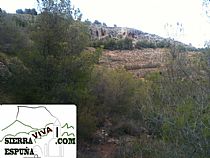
0,104 -> 77,158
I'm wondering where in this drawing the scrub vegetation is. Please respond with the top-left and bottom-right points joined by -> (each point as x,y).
1,0 -> 210,157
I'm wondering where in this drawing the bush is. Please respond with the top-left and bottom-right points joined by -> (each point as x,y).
176,44 -> 187,52
16,8 -> 37,15
117,38 -> 133,50
91,37 -> 133,50
156,40 -> 170,48
90,67 -> 137,117
16,9 -> 24,14
104,38 -> 118,50
78,107 -> 97,142
93,20 -> 101,25
135,40 -> 156,49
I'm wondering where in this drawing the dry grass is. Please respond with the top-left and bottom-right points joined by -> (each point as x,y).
99,48 -> 168,77
99,48 -> 201,77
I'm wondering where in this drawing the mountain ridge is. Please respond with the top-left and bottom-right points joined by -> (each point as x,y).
8,13 -> 197,49
89,23 -> 197,50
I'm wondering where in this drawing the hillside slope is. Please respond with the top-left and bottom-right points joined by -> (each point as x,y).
89,23 -> 197,50
99,48 -> 200,78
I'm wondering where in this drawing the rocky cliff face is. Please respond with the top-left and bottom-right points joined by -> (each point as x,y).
90,24 -> 163,41
89,24 -> 196,50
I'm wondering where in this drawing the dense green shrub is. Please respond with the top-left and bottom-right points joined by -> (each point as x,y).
135,39 -> 171,49
156,39 -> 171,48
78,107 -> 98,142
91,37 -> 133,50
90,67 -> 137,117
104,38 -> 118,50
117,38 -> 133,50
0,14 -> 29,54
135,40 -> 156,49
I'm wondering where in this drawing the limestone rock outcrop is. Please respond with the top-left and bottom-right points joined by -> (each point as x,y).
89,24 -> 196,50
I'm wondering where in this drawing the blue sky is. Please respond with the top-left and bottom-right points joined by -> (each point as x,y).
1,0 -> 210,48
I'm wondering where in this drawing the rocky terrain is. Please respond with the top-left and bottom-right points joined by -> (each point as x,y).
99,48 -> 167,77
90,24 -> 163,41
88,23 -> 200,78
98,48 -> 200,78
89,23 -> 196,50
